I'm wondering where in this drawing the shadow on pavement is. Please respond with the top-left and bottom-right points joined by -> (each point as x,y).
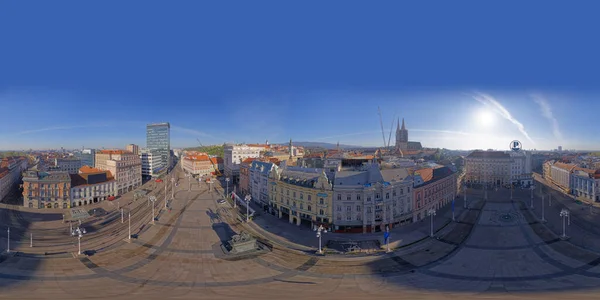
0,207 -> 43,288
212,222 -> 236,244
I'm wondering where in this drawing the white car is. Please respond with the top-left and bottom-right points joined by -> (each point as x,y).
217,199 -> 226,204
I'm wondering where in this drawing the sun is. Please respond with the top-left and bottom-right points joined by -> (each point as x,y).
476,109 -> 496,127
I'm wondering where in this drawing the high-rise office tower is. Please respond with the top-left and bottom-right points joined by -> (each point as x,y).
146,123 -> 171,171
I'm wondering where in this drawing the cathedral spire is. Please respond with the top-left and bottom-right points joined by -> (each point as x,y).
401,118 -> 406,130
397,117 -> 400,131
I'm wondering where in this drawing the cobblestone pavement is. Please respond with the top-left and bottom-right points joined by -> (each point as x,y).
3,181 -> 600,299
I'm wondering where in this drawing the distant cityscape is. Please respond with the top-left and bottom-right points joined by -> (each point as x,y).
1,119 -> 598,232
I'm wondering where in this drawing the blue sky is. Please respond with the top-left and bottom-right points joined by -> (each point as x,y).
1,1 -> 599,151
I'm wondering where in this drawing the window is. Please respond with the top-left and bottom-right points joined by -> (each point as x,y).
356,205 -> 361,211
319,209 -> 324,215
386,193 -> 389,199
319,198 -> 324,204
346,215 -> 352,221
337,205 -> 341,211
300,203 -> 303,209
346,194 -> 351,201
376,193 -> 380,199
346,206 -> 351,212
300,193 -> 304,200
308,195 -> 312,201
293,192 -> 296,198
367,207 -> 372,213
337,194 -> 341,200
308,205 -> 312,211
357,194 -> 361,200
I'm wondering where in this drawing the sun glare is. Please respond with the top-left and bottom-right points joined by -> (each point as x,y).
476,109 -> 495,127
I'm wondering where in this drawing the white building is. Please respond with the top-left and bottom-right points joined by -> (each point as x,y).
549,162 -> 576,193
140,148 -> 164,178
465,151 -> 512,186
570,168 -> 600,202
95,150 -> 142,195
70,168 -> 117,207
509,150 -> 533,186
224,144 -> 267,184
55,157 -> 82,174
249,160 -> 277,208
332,162 -> 414,233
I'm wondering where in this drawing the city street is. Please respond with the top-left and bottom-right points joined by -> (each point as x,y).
2,172 -> 600,298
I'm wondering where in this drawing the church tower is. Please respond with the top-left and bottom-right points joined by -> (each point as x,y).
395,118 -> 408,155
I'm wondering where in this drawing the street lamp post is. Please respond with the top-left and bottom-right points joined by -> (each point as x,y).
541,195 -> 546,222
128,210 -> 131,240
72,227 -> 87,255
245,194 -> 252,222
385,226 -> 390,253
315,225 -> 327,254
428,209 -> 436,237
6,227 -> 9,253
560,209 -> 570,239
463,183 -> 467,209
121,208 -> 124,223
171,177 -> 175,200
225,178 -> 230,199
164,180 -> 167,209
150,196 -> 157,225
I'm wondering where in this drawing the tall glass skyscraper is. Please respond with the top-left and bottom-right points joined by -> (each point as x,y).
146,122 -> 171,171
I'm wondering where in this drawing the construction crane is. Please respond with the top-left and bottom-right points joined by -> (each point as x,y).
378,107 -> 387,151
386,114 -> 396,153
196,138 -> 222,177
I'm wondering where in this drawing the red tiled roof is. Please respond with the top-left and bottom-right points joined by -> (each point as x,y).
210,157 -> 224,164
185,155 -> 210,161
553,162 -> 576,172
241,157 -> 257,164
414,168 -> 434,182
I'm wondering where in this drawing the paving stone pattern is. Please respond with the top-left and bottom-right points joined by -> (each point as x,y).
4,183 -> 600,299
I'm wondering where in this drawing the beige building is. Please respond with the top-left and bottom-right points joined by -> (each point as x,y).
268,166 -> 334,228
22,170 -> 71,209
126,144 -> 140,155
95,150 -> 142,194
465,151 -> 512,186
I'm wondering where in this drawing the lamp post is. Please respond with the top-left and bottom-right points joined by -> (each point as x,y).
128,210 -> 131,240
428,209 -> 436,237
171,177 -> 175,200
225,177 -> 230,199
315,225 -> 327,254
384,226 -> 390,253
540,195 -> 546,223
164,180 -> 167,209
121,208 -> 124,223
463,182 -> 467,209
245,194 -> 252,222
72,226 -> 86,255
6,227 -> 9,253
150,196 -> 157,225
560,209 -> 570,239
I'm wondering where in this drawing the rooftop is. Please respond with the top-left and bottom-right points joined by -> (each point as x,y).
98,150 -> 134,155
466,151 -> 511,159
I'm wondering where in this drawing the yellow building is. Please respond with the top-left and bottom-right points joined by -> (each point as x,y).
268,167 -> 333,229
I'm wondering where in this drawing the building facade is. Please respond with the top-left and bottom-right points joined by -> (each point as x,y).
22,171 -> 71,209
95,150 -> 142,195
268,167 -> 333,228
70,166 -> 117,207
140,148 -> 164,178
570,168 -> 600,202
146,123 -> 171,170
412,167 -> 457,222
224,144 -> 266,184
182,154 -> 213,178
55,157 -> 82,174
79,149 -> 96,167
126,144 -> 140,155
333,164 -> 414,233
465,151 -> 512,186
249,160 -> 277,208
239,158 -> 257,195
549,162 -> 576,193
0,156 -> 28,202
